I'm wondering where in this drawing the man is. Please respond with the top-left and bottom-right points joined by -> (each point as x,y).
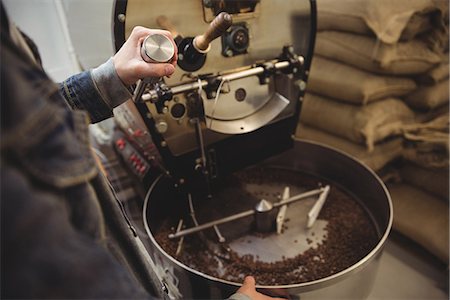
0,3 -> 280,299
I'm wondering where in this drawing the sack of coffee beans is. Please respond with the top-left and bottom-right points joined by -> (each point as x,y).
315,31 -> 442,75
308,56 -> 417,104
405,79 -> 449,110
296,123 -> 403,171
403,146 -> 449,170
399,163 -> 449,201
402,114 -> 449,169
317,0 -> 448,44
300,93 -> 416,151
388,183 -> 449,263
417,55 -> 449,85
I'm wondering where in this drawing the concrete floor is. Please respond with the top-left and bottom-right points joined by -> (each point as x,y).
368,233 -> 448,300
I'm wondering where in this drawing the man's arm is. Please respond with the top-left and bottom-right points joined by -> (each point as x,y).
59,26 -> 177,123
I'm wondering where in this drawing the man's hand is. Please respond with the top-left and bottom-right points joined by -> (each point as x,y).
236,276 -> 285,300
112,26 -> 177,86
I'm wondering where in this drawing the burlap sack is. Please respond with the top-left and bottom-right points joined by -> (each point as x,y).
399,163 -> 449,200
402,114 -> 449,169
403,146 -> 449,170
417,58 -> 450,85
415,103 -> 449,124
316,0 -> 448,44
315,31 -> 443,75
388,183 -> 449,263
318,10 -> 432,41
405,79 -> 449,110
400,13 -> 433,41
403,114 -> 449,145
308,56 -> 417,104
300,93 -> 415,151
296,123 -> 403,171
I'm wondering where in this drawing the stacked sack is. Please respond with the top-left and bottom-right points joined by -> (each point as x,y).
391,114 -> 449,264
296,0 -> 449,263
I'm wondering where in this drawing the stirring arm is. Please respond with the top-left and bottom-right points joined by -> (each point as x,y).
168,187 -> 326,239
307,185 -> 331,228
276,186 -> 290,234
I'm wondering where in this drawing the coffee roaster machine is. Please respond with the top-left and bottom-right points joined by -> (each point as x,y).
111,1 -> 393,299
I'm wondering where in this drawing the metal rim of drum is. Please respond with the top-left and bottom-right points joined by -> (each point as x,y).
143,140 -> 393,292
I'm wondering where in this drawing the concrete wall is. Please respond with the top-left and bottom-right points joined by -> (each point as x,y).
3,0 -> 114,81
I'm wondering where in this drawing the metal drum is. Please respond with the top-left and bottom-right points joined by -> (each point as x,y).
143,140 -> 393,299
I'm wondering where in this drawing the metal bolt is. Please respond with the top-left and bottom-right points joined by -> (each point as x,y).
299,80 -> 307,91
225,49 -> 233,57
155,120 -> 168,133
299,56 -> 305,65
161,141 -> 167,147
179,178 -> 185,184
162,106 -> 169,114
117,14 -> 126,23
203,0 -> 212,8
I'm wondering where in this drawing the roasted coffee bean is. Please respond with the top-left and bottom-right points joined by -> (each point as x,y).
154,167 -> 378,285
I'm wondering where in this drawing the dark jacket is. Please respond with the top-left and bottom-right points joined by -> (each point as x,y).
0,10 -> 160,299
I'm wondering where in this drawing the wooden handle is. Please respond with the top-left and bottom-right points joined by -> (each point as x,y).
156,15 -> 179,37
194,12 -> 232,52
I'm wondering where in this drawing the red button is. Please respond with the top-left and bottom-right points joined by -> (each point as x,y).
133,129 -> 143,137
116,138 -> 126,150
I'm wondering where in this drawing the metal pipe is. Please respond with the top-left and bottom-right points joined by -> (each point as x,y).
168,208 -> 254,239
143,57 -> 303,103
